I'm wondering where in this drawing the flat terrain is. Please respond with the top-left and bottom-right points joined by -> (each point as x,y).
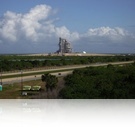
0,77 -> 65,99
0,60 -> 134,99
25,53 -> 115,56
1,61 -> 134,85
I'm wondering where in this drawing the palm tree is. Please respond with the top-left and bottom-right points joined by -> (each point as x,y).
42,73 -> 58,92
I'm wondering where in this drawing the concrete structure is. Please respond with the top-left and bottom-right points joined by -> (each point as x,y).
57,37 -> 72,54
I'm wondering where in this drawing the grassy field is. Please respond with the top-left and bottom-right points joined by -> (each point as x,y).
0,77 -> 65,99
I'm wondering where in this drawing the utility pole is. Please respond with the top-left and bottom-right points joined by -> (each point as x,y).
0,61 -> 2,85
21,70 -> 23,95
0,69 -> 2,85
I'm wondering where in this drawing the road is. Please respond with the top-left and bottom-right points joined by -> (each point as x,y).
1,61 -> 134,85
2,71 -> 73,85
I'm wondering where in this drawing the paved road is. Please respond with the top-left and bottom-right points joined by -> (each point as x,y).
1,61 -> 134,85
2,71 -> 73,85
2,61 -> 134,76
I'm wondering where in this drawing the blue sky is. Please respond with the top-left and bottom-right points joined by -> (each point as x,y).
0,0 -> 135,53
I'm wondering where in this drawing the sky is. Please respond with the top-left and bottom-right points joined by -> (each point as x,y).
0,0 -> 135,54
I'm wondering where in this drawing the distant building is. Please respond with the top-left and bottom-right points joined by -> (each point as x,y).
57,37 -> 72,54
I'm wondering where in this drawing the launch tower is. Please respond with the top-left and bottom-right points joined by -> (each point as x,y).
57,37 -> 72,54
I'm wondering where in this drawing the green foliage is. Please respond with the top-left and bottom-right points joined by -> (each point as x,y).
59,64 -> 135,99
42,73 -> 58,91
0,55 -> 135,71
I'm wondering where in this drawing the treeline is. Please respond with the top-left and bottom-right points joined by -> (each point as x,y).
0,55 -> 135,71
59,63 -> 135,99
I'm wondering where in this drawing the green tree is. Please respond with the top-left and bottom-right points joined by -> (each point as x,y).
42,73 -> 58,91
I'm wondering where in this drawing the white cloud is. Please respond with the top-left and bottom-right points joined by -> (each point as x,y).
55,26 -> 80,41
23,5 -> 52,21
82,27 -> 131,42
20,4 -> 53,42
0,11 -> 19,42
0,4 -> 79,44
0,4 -> 53,43
0,4 -> 135,53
